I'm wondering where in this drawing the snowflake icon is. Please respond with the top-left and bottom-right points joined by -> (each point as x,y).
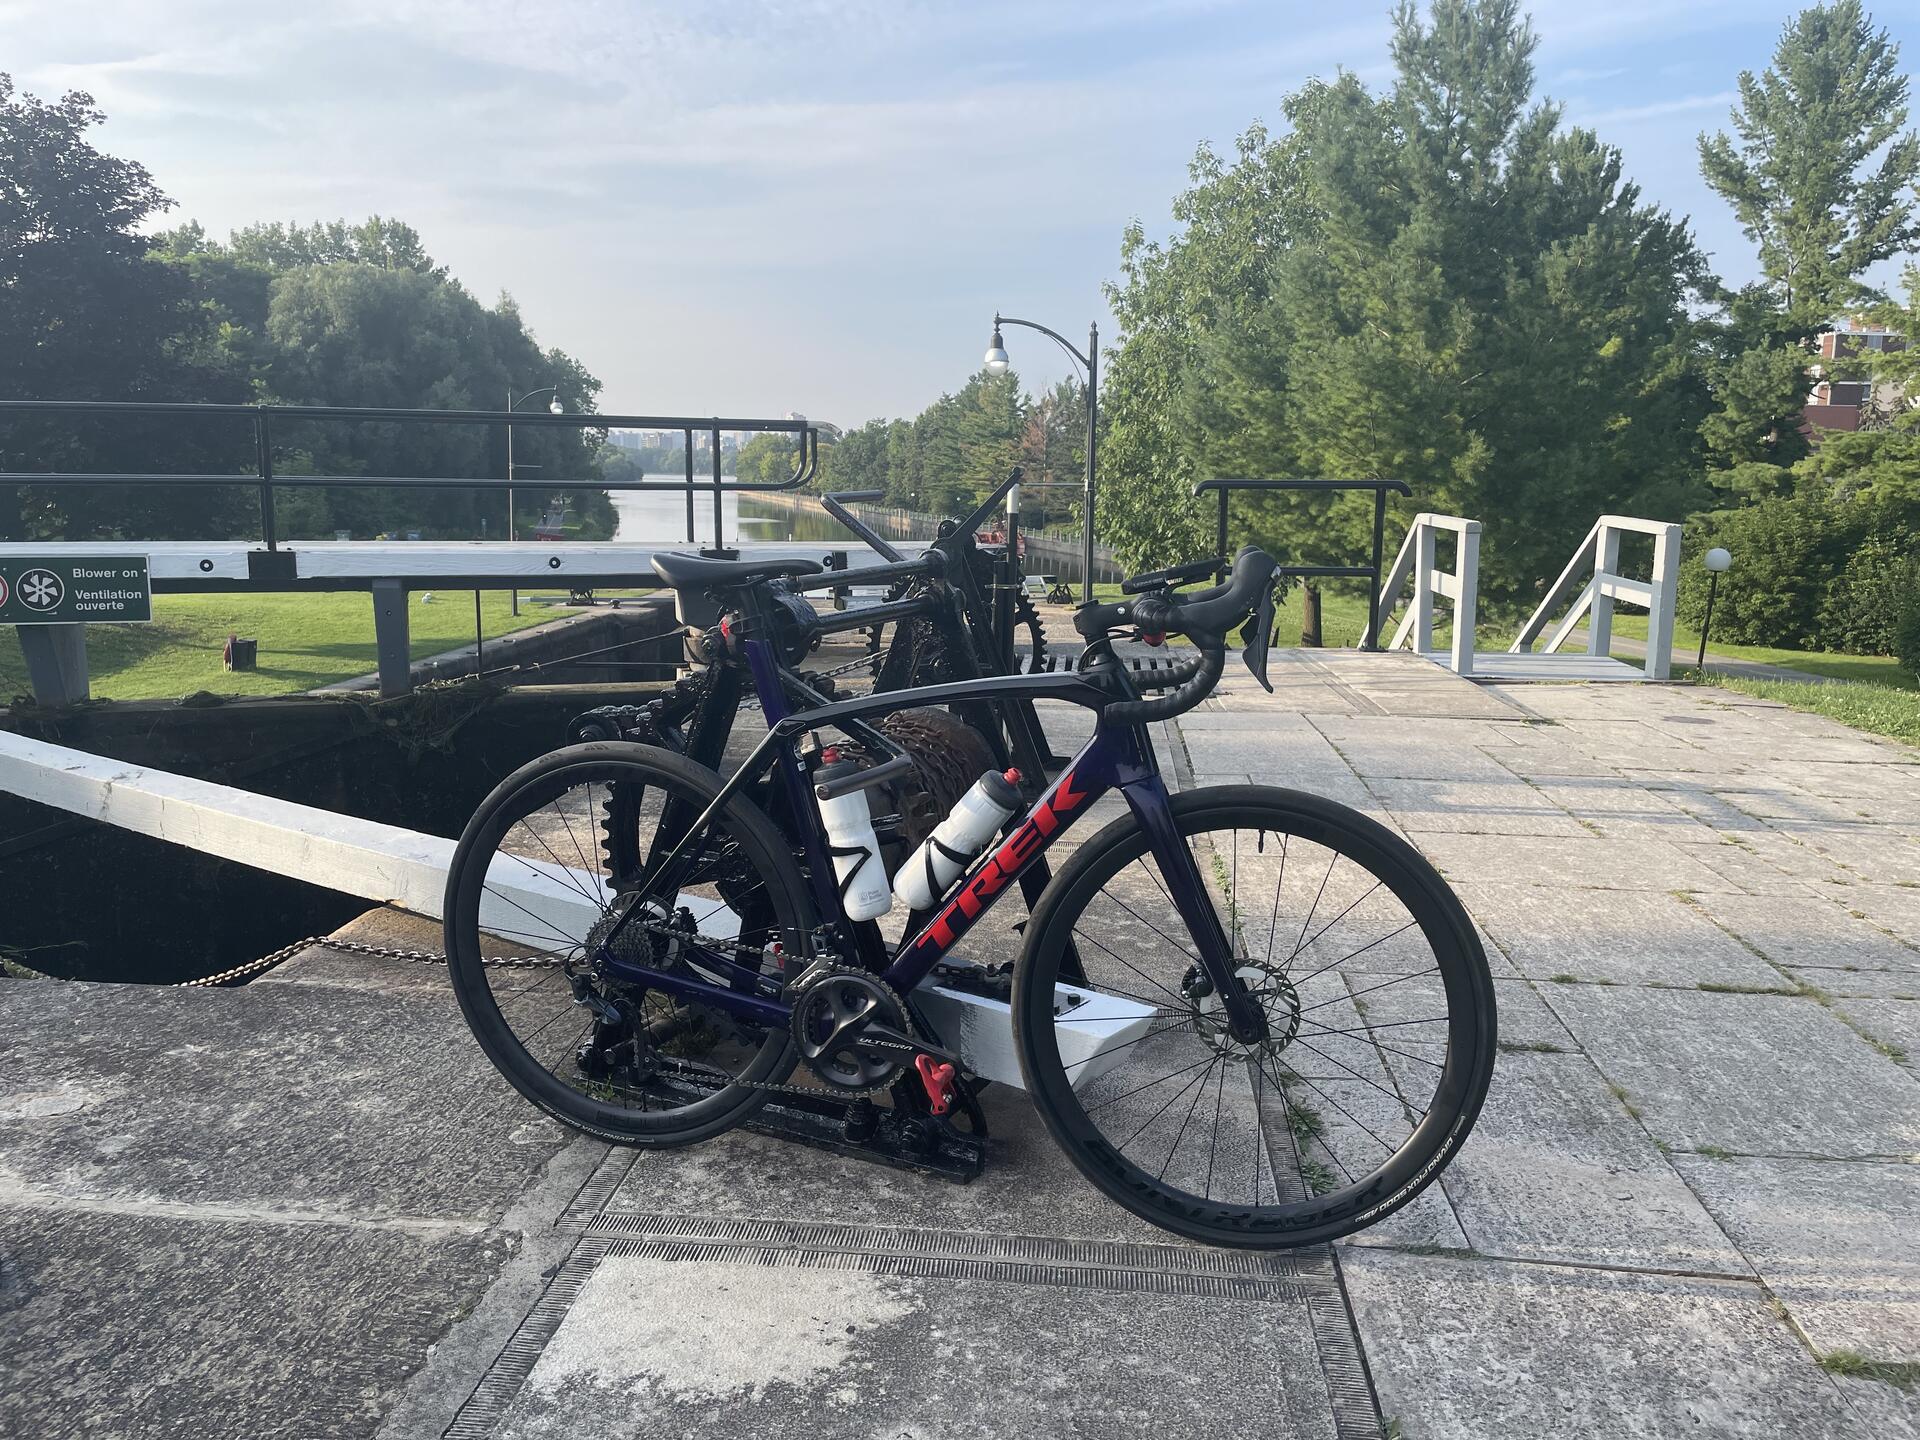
18,569 -> 64,611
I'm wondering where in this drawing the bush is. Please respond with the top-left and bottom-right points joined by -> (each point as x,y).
1677,498 -> 1861,648
1897,590 -> 1920,681
1820,532 -> 1920,655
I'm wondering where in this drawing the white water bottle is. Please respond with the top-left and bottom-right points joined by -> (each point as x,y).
815,749 -> 895,921
895,768 -> 1024,911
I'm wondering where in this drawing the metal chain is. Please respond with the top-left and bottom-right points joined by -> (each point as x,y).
173,935 -> 565,989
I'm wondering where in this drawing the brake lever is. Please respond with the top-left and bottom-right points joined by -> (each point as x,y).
1240,583 -> 1278,693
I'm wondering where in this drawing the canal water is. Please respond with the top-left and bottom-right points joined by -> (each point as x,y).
609,476 -> 911,550
609,477 -> 809,547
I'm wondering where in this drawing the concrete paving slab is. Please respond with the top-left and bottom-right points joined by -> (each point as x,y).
1691,890 -> 1920,976
1409,831 -> 1736,892
1674,1154 -> 1920,1359
1455,882 -> 1786,987
1342,1248 -> 1863,1440
1367,776 -> 1587,837
1833,1376 -> 1920,1439
1,1202 -> 501,1440
602,1087 -> 1199,1246
1437,1050 -> 1751,1273
1545,985 -> 1920,1158
487,1247 -> 1343,1440
1525,778 -> 1722,844
1787,965 -> 1920,999
0,978 -> 569,1222
1672,835 -> 1846,896
1776,822 -> 1920,887
1834,996 -> 1920,1069
1840,883 -> 1920,943
1468,735 -> 1623,780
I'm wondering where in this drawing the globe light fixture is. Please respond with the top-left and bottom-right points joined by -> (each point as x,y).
549,397 -> 564,415
1697,547 -> 1733,669
980,310 -> 1100,600
983,326 -> 1010,376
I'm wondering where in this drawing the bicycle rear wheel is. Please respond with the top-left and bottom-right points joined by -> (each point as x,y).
444,742 -> 814,1146
1012,786 -> 1496,1248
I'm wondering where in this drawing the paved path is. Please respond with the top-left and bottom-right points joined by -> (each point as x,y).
3,653 -> 1918,1438
1594,630 -> 1835,684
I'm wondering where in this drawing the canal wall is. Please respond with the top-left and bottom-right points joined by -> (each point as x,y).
0,681 -> 669,983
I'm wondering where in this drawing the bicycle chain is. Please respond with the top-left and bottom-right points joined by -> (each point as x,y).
173,936 -> 567,988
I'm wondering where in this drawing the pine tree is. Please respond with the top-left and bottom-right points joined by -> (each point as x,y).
1699,0 -> 1920,330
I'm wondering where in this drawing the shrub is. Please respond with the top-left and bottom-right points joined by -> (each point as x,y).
1897,589 -> 1920,681
1820,532 -> 1920,656
1677,498 -> 1862,648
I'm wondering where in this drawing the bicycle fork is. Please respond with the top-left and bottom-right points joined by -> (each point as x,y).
1120,770 -> 1270,1046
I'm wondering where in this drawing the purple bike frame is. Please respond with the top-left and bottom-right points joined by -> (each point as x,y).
594,634 -> 1244,1036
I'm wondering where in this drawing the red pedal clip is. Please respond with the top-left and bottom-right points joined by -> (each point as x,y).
915,1054 -> 956,1116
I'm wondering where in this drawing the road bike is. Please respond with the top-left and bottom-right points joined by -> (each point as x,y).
443,544 -> 1498,1248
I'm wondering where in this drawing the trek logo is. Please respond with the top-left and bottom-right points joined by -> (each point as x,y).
921,770 -> 1090,951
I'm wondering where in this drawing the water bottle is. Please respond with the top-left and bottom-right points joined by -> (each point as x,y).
895,768 -> 1024,911
814,748 -> 895,921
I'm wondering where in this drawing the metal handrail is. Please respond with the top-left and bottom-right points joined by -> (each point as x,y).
1193,478 -> 1413,651
0,399 -> 820,549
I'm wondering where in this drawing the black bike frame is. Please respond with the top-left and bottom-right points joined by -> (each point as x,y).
592,636 -> 1251,1041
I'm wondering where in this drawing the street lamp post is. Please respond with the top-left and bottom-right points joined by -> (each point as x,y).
985,312 -> 1098,603
1697,547 -> 1732,671
507,385 -> 564,615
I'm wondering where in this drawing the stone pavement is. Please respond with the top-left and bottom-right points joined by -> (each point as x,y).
3,652 -> 1918,1438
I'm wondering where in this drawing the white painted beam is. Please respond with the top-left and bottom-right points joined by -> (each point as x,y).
0,539 -> 924,586
0,729 -> 1146,1088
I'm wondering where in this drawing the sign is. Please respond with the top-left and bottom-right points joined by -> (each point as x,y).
0,555 -> 152,625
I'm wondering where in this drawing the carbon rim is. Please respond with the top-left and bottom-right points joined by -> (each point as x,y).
1017,791 -> 1495,1247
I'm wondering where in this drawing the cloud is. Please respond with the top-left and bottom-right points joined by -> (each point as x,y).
1572,91 -> 1737,127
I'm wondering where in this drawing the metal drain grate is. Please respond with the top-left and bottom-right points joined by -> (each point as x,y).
595,1234 -> 1325,1301
552,1148 -> 639,1234
442,1237 -> 610,1440
588,1208 -> 1337,1281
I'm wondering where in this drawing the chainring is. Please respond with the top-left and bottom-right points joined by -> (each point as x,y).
789,966 -> 918,1095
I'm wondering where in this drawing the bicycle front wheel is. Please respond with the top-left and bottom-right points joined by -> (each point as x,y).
1012,786 -> 1496,1249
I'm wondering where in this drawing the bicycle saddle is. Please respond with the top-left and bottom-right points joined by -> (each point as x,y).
650,551 -> 824,590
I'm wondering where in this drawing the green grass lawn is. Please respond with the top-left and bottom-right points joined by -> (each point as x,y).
1606,613 -> 1914,689
1,591 -> 563,701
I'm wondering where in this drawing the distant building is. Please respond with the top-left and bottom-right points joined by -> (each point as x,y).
1805,316 -> 1905,434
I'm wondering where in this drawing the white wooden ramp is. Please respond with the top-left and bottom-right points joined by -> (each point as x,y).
0,728 -> 1147,1087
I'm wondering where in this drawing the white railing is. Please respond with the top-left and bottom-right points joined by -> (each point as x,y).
1361,514 -> 1483,676
1510,516 -> 1683,681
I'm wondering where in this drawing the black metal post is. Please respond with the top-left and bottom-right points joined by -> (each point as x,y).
1214,486 -> 1230,582
255,409 -> 277,550
684,428 -> 696,543
1367,485 -> 1387,652
710,425 -> 724,553
1697,571 -> 1720,671
1003,477 -> 1021,671
1083,321 -> 1097,606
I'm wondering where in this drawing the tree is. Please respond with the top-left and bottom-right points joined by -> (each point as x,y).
1101,120 -> 1307,569
1105,0 -> 1715,602
1699,1 -> 1920,331
0,75 -> 252,540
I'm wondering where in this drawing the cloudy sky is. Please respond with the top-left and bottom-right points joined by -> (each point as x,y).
5,1 -> 1918,426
